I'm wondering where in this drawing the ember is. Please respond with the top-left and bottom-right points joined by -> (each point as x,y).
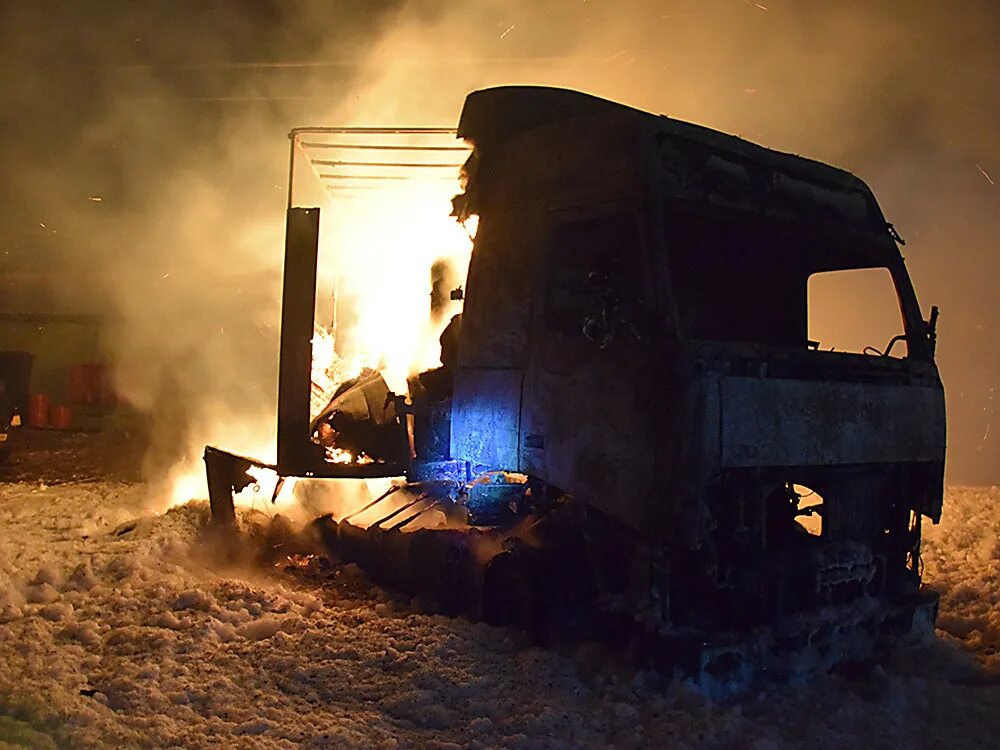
276,553 -> 316,569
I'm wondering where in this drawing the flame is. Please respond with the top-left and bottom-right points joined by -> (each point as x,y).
324,447 -> 373,465
163,137 -> 475,511
233,464 -> 298,515
307,147 -> 474,464
326,447 -> 353,464
311,327 -> 338,399
276,554 -> 316,569
316,177 -> 474,394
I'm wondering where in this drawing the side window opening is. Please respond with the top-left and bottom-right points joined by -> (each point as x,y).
807,267 -> 907,358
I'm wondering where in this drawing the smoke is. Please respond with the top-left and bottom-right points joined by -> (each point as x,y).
291,0 -> 1000,483
0,1 -> 400,505
1,1 -> 997,489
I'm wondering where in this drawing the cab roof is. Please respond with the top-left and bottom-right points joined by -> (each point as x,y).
458,85 -> 888,236
460,86 -> 871,194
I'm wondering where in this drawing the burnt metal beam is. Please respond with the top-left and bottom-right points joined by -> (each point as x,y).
301,142 -> 468,152
318,174 -> 457,181
204,446 -> 250,527
389,498 -> 442,531
370,494 -> 430,528
311,159 -> 463,169
291,127 -> 455,136
276,207 -> 320,475
342,485 -> 401,523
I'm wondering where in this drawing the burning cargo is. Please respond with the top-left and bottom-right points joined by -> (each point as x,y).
206,86 -> 945,687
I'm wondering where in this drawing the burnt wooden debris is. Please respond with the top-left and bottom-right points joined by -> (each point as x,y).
206,86 -> 945,690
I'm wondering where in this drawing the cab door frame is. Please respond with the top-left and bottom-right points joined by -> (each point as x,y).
519,197 -> 668,528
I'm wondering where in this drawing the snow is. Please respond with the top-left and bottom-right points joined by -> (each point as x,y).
0,473 -> 997,748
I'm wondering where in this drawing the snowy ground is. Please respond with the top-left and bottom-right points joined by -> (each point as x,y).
0,433 -> 998,748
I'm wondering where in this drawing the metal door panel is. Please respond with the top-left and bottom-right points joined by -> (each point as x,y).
450,367 -> 522,469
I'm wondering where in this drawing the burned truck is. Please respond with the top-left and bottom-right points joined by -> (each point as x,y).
207,86 -> 945,684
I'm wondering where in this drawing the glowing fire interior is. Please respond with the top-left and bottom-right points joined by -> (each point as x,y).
305,130 -> 475,462
167,129 -> 475,514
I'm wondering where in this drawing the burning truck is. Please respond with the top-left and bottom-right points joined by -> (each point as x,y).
206,86 -> 945,687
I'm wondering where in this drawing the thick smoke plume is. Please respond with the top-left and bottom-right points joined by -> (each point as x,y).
1,1 -> 997,494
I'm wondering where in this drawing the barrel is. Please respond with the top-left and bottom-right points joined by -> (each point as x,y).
27,393 -> 49,428
50,405 -> 73,430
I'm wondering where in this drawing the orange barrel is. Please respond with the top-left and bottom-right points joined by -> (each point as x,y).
27,394 -> 49,428
50,405 -> 73,430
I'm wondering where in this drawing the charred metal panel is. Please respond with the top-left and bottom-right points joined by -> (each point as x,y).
458,86 -> 630,148
656,136 -> 879,235
277,207 -> 320,475
458,223 -> 534,369
460,86 -> 875,206
911,460 -> 946,523
649,372 -> 721,543
484,114 -> 645,216
450,367 -> 522,469
519,201 -> 663,534
719,376 -> 945,467
458,120 -> 638,371
520,352 -> 662,533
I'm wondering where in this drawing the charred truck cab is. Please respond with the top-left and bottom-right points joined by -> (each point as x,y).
207,87 -> 945,686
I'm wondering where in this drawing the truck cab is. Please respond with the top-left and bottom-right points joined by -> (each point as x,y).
449,86 -> 944,630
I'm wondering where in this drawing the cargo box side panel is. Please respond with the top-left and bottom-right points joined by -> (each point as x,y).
450,367 -> 522,470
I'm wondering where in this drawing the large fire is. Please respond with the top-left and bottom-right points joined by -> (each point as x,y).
163,132 -> 474,514
314,179 -> 474,395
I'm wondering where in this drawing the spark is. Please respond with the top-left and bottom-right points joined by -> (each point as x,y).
976,164 -> 994,185
88,196 -> 103,202
499,24 -> 515,39
39,223 -> 45,228
743,0 -> 768,8
743,88 -> 758,93
161,273 -> 170,279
